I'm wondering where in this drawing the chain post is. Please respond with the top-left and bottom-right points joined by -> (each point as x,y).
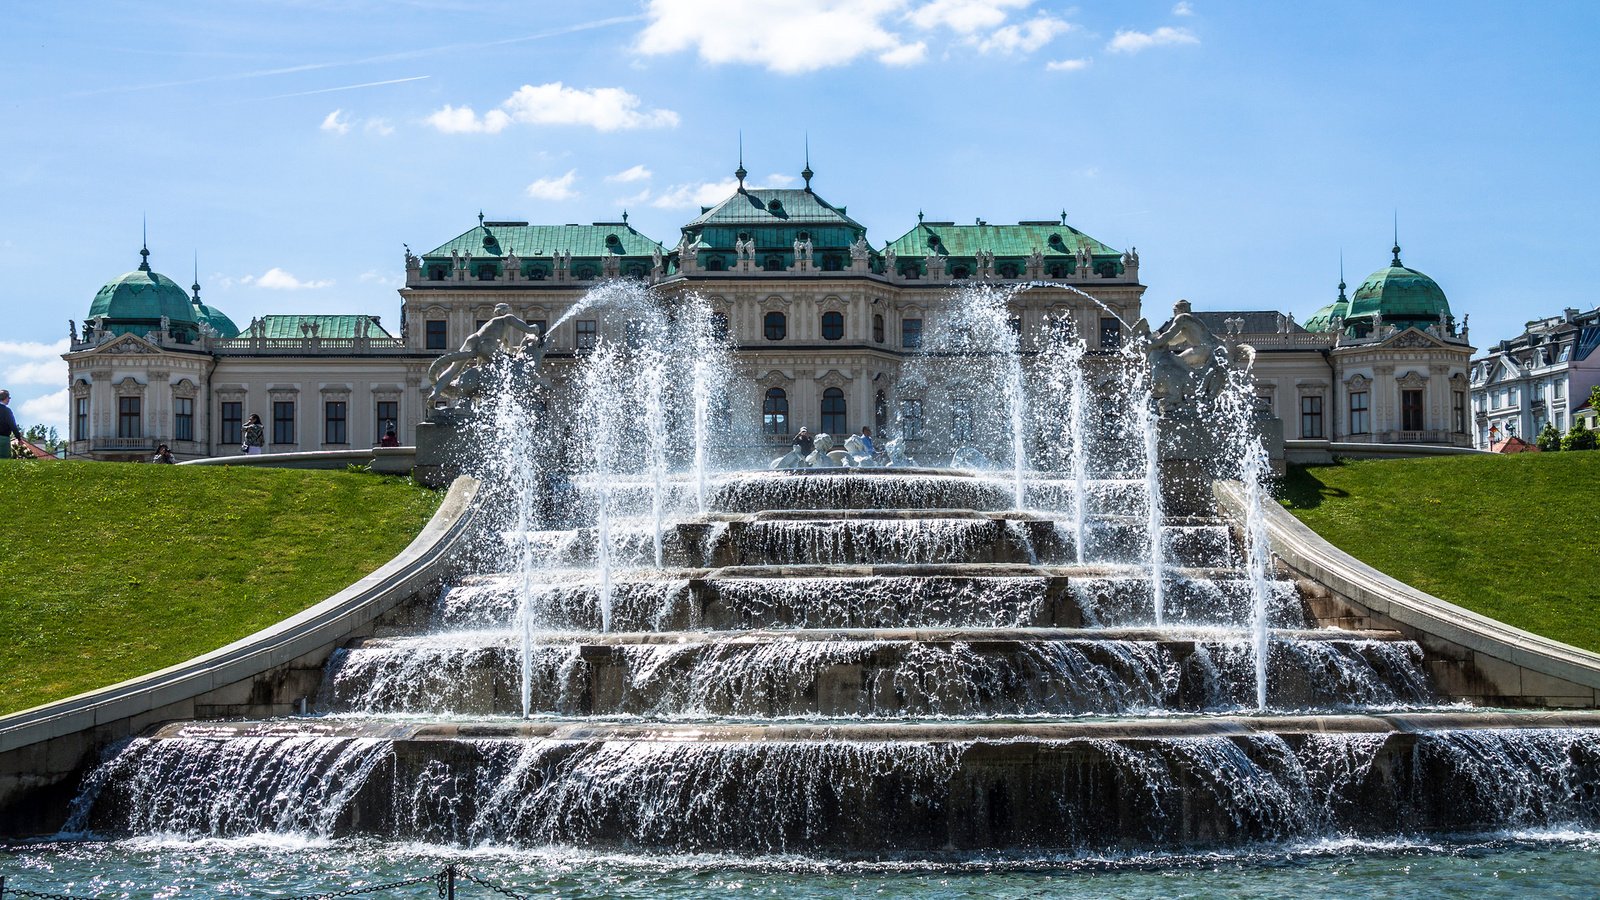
2,873 -> 7,898
446,864 -> 456,900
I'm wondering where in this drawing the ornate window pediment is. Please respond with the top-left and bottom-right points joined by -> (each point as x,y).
70,378 -> 91,398
1397,370 -> 1429,389
113,376 -> 146,395
1449,373 -> 1469,389
757,369 -> 793,388
817,369 -> 852,391
1344,373 -> 1371,391
762,294 -> 791,310
819,295 -> 848,314
1387,328 -> 1440,349
172,378 -> 199,399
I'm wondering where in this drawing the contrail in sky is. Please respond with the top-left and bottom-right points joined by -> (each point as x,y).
70,15 -> 645,98
253,75 -> 432,101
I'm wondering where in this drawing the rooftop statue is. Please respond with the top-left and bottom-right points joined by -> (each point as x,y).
425,303 -> 546,411
1140,311 -> 1248,416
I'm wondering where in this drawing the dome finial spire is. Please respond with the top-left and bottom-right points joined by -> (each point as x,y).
801,132 -> 813,191
1338,249 -> 1347,300
1392,210 -> 1402,266
735,131 -> 747,192
192,251 -> 202,303
139,215 -> 150,271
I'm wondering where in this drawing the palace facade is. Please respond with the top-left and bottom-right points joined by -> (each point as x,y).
61,166 -> 1474,461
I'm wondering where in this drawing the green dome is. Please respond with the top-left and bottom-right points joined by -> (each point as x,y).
87,250 -> 200,329
1346,245 -> 1450,327
1303,279 -> 1351,334
193,300 -> 240,338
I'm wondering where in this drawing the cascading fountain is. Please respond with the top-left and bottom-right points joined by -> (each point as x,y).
39,280 -> 1600,892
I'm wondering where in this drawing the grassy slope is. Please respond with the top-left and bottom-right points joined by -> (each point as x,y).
0,462 -> 440,715
1281,453 -> 1600,652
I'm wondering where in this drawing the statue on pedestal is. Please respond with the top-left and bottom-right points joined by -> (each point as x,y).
425,303 -> 547,410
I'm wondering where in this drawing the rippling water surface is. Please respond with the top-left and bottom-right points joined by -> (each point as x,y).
6,833 -> 1600,899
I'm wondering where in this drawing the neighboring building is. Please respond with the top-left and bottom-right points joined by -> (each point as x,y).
1187,242 -> 1475,446
60,163 -> 1476,461
1469,306 -> 1600,449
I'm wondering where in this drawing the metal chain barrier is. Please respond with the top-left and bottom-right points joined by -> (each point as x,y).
454,866 -> 533,899
272,870 -> 447,900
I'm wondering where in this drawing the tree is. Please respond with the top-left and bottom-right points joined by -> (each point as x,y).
1591,384 -> 1600,415
24,425 -> 63,453
1563,419 -> 1597,452
1536,422 -> 1562,452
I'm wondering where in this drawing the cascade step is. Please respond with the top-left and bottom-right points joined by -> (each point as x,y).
321,629 -> 1432,718
433,569 -> 1301,632
77,713 -> 1600,854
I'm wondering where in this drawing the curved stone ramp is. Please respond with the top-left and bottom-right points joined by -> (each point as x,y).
0,475 -> 482,837
71,711 -> 1600,854
1216,480 -> 1600,708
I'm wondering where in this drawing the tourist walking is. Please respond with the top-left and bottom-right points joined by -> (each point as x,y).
242,413 -> 265,454
151,443 -> 175,464
0,389 -> 23,460
793,426 -> 814,457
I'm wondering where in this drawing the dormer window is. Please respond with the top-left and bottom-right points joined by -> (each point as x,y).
768,199 -> 783,212
999,263 -> 1019,279
706,256 -> 726,271
763,255 -> 783,271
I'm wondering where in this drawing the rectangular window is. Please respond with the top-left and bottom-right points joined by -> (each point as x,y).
117,396 -> 141,439
221,402 -> 242,445
1402,390 -> 1425,431
576,319 -> 598,350
425,320 -> 448,350
1453,391 -> 1467,434
951,397 -> 973,442
899,399 -> 923,439
1099,317 -> 1122,349
1556,381 -> 1566,399
902,318 -> 923,349
376,400 -> 398,441
75,397 -> 88,441
1348,391 -> 1370,435
324,400 -> 348,445
174,397 -> 194,442
1300,395 -> 1324,439
272,401 -> 295,445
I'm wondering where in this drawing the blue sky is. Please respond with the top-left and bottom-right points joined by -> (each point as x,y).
3,0 -> 1597,434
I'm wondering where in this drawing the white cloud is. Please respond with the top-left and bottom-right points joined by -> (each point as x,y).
425,104 -> 511,134
359,269 -> 403,288
1046,57 -> 1092,71
975,15 -> 1072,53
364,118 -> 395,136
1107,26 -> 1199,53
428,83 -> 677,134
606,164 -> 653,183
636,0 -> 925,74
907,0 -> 1032,34
0,339 -> 69,388
240,268 -> 334,290
526,169 -> 581,201
646,174 -> 797,209
320,109 -> 351,134
17,388 -> 69,437
1172,1 -> 1195,15
501,83 -> 679,131
879,41 -> 929,65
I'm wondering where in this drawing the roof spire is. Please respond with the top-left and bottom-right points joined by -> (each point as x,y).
192,251 -> 202,303
1060,209 -> 1068,225
735,131 -> 747,192
801,133 -> 813,191
478,210 -> 485,227
139,215 -> 150,272
622,209 -> 629,224
1392,210 -> 1402,266
918,209 -> 924,224
1337,249 -> 1347,300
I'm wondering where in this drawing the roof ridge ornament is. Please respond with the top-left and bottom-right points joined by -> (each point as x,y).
1392,211 -> 1402,266
192,251 -> 202,303
802,133 -> 813,192
735,131 -> 747,193
139,216 -> 150,272
1338,249 -> 1347,300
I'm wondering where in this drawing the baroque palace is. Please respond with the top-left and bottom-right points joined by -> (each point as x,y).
62,164 -> 1475,461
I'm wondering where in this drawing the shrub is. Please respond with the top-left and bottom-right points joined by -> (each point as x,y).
1562,420 -> 1597,451
1537,422 -> 1563,452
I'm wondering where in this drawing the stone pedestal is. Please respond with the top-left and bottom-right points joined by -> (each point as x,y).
414,413 -> 471,488
1156,410 -> 1285,516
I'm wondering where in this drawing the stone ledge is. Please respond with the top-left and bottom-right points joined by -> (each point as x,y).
0,475 -> 480,836
1215,480 -> 1600,707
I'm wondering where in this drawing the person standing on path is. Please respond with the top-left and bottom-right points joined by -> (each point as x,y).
0,390 -> 23,460
242,413 -> 266,454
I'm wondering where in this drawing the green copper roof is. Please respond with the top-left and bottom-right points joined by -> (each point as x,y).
255,315 -> 393,339
685,189 -> 864,230
882,221 -> 1120,262
1303,280 -> 1352,333
88,257 -> 200,326
422,222 -> 663,259
1346,246 -> 1450,325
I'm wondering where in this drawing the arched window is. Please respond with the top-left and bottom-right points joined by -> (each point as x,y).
706,256 -> 726,271
528,265 -> 548,281
577,265 -> 596,280
427,265 -> 448,281
626,264 -> 645,278
951,266 -> 969,279
763,388 -> 789,434
477,264 -> 497,281
764,310 -> 787,341
873,314 -> 885,344
821,387 -> 846,436
1047,264 -> 1066,279
763,255 -> 783,271
999,263 -> 1019,279
821,310 -> 844,341
822,254 -> 843,271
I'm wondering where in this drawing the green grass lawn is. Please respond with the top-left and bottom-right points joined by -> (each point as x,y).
0,462 -> 441,715
1280,452 -> 1600,652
